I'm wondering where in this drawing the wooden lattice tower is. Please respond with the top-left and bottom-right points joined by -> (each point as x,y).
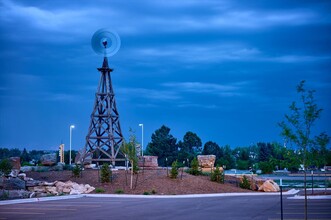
84,56 -> 124,166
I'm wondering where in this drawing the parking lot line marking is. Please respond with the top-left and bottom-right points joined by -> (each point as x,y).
7,204 -> 102,207
276,212 -> 331,215
0,211 -> 44,215
269,218 -> 326,220
1,207 -> 76,211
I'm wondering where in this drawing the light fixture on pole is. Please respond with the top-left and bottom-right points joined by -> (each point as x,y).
139,123 -> 144,156
69,125 -> 75,165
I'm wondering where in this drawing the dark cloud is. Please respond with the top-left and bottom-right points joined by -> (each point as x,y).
0,0 -> 330,149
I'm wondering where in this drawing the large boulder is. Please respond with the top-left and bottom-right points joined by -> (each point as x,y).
258,180 -> 280,192
197,155 -> 216,168
20,166 -> 33,172
40,153 -> 57,166
75,151 -> 93,165
0,190 -> 32,200
9,157 -> 21,170
2,177 -> 26,190
49,162 -> 64,171
138,156 -> 158,167
34,166 -> 49,172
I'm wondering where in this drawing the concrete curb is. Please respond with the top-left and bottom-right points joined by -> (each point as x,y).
85,189 -> 300,199
0,189 -> 298,205
0,194 -> 84,205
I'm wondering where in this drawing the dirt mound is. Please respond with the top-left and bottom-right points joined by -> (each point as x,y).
26,169 -> 251,195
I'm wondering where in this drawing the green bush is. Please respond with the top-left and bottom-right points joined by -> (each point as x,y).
21,162 -> 33,166
72,164 -> 81,178
0,159 -> 12,176
100,163 -> 112,183
258,161 -> 274,174
239,175 -> 251,190
170,160 -> 179,179
115,189 -> 124,194
211,166 -> 224,183
188,157 -> 201,176
0,190 -> 9,200
95,188 -> 105,193
143,191 -> 150,195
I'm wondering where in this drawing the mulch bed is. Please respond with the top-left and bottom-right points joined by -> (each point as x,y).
26,169 -> 252,195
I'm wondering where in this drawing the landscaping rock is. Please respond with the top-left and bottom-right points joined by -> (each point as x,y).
9,157 -> 21,170
34,166 -> 49,172
138,156 -> 158,167
26,179 -> 95,196
9,169 -> 20,177
18,173 -> 26,180
26,179 -> 42,187
0,190 -> 32,200
2,177 -> 26,190
197,155 -> 216,168
40,153 -> 57,166
20,166 -> 33,172
258,180 -> 280,192
49,163 -> 64,171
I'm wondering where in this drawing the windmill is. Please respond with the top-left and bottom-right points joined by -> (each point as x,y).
83,29 -> 124,166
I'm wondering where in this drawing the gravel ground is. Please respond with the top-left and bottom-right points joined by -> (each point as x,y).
26,169 -> 252,195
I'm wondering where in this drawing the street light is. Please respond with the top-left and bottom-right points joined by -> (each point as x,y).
139,123 -> 144,156
69,125 -> 75,165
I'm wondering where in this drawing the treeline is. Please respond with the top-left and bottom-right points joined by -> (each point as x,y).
0,148 -> 77,165
145,125 -> 331,173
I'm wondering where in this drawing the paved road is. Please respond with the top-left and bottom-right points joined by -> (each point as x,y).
0,195 -> 330,220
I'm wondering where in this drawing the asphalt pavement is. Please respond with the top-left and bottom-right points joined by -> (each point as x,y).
0,191 -> 330,220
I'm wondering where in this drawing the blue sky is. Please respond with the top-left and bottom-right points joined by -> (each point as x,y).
0,0 -> 330,151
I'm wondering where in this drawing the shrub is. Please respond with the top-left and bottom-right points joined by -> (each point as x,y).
0,159 -> 12,176
143,191 -> 150,195
72,164 -> 81,178
170,160 -> 179,179
115,189 -> 124,194
258,161 -> 274,174
95,188 -> 105,193
100,163 -> 112,183
239,175 -> 251,190
211,166 -> 224,183
188,157 -> 201,176
21,162 -> 33,166
151,189 -> 157,194
0,190 -> 9,200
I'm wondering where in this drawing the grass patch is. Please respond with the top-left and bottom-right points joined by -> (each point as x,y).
95,188 -> 106,193
115,189 -> 124,194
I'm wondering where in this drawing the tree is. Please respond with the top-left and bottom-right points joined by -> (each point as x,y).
100,163 -> 112,183
121,132 -> 139,189
279,80 -> 330,220
170,160 -> 179,179
178,131 -> 202,163
187,157 -> 201,175
257,142 -> 274,162
0,159 -> 12,176
202,141 -> 223,160
145,125 -> 178,166
21,148 -> 30,164
217,145 -> 235,169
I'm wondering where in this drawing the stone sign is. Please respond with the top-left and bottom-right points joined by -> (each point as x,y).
197,155 -> 216,168
138,156 -> 158,167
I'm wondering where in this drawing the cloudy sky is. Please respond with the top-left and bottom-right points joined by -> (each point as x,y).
0,0 -> 330,151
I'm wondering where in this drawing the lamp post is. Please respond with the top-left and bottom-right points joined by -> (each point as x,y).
69,125 -> 75,165
139,123 -> 144,156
